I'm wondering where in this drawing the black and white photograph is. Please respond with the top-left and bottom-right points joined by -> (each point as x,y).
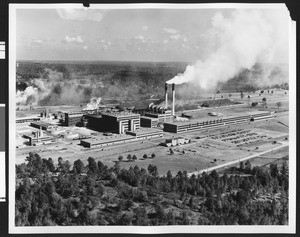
9,3 -> 296,234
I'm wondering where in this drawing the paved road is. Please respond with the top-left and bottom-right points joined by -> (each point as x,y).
187,142 -> 289,177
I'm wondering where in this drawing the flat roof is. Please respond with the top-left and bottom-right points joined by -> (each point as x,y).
81,134 -> 134,145
127,128 -> 163,135
16,116 -> 40,120
166,110 -> 271,126
68,114 -> 84,118
84,114 -> 102,119
140,116 -> 158,121
31,121 -> 57,127
101,111 -> 140,118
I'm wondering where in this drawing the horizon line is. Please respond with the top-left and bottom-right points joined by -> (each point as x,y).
16,59 -> 288,65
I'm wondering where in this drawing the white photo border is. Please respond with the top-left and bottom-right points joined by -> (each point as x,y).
9,3 -> 296,234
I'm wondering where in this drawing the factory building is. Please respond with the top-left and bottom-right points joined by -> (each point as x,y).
103,112 -> 140,134
64,113 -> 84,126
84,114 -> 103,130
85,111 -> 140,134
126,128 -> 163,139
80,128 -> 162,148
63,109 -> 98,126
23,130 -> 54,146
140,116 -> 159,128
138,103 -> 173,128
164,112 -> 272,133
16,117 -> 41,123
40,108 -> 50,118
80,135 -> 135,148
30,121 -> 57,131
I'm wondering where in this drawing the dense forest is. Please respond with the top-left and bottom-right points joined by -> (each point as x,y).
16,152 -> 289,226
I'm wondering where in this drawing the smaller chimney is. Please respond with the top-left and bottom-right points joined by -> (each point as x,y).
39,127 -> 43,138
165,83 -> 168,109
172,83 -> 175,116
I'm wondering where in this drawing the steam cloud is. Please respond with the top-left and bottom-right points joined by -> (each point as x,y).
16,68 -> 92,106
83,97 -> 102,110
166,9 -> 289,89
16,86 -> 39,105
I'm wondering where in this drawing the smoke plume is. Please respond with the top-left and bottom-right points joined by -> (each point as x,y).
166,9 -> 289,89
83,97 -> 102,110
16,68 -> 93,106
16,86 -> 39,105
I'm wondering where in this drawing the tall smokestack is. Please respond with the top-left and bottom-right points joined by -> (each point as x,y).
172,83 -> 175,116
165,83 -> 168,109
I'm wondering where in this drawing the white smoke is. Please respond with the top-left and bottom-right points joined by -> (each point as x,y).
166,9 -> 289,89
83,97 -> 101,110
16,86 -> 39,105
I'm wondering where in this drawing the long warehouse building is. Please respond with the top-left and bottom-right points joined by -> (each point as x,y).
164,111 -> 273,133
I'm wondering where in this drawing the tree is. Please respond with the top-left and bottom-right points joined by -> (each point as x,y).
281,161 -> 288,177
45,180 -> 55,195
118,156 -> 123,162
132,155 -> 137,162
147,164 -> 158,176
270,163 -> 279,178
166,170 -> 173,182
245,160 -> 251,174
57,158 -> 71,174
97,160 -> 105,171
251,102 -> 258,107
87,157 -> 97,173
118,213 -> 133,225
143,154 -> 148,159
169,149 -> 174,155
127,154 -> 132,162
240,161 -> 244,170
26,153 -> 43,173
134,207 -> 149,225
276,101 -> 282,109
42,158 -> 55,173
57,157 -> 64,172
151,153 -> 156,159
73,159 -> 84,174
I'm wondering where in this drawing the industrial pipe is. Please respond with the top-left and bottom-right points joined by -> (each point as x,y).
165,83 -> 168,109
172,83 -> 175,116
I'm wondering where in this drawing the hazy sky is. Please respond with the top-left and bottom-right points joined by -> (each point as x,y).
15,6 -> 290,63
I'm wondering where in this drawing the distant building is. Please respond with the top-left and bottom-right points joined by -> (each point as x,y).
164,137 -> 190,147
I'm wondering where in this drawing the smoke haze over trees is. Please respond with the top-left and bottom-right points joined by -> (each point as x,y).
16,60 -> 288,107
16,61 -> 188,107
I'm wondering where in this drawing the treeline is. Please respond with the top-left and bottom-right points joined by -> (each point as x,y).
16,61 -> 187,107
15,153 -> 288,226
220,63 -> 288,92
